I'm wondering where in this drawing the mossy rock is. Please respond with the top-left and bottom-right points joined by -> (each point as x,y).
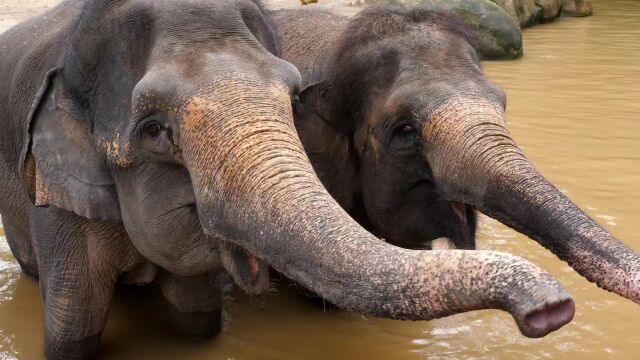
364,0 -> 523,59
511,0 -> 542,28
535,0 -> 563,23
488,0 -> 519,25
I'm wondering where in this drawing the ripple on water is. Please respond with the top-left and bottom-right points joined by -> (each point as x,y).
0,236 -> 20,303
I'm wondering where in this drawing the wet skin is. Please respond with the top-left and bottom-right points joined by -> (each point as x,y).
274,6 -> 640,304
0,2 -> 594,358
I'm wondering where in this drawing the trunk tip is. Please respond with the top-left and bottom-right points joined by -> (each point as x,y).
519,296 -> 575,338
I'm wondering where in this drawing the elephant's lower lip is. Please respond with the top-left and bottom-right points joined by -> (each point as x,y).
451,201 -> 468,224
248,254 -> 260,284
243,251 -> 269,293
221,242 -> 270,294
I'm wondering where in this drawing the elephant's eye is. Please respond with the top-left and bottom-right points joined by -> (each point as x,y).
399,124 -> 415,134
389,120 -> 419,151
144,122 -> 163,137
393,123 -> 417,138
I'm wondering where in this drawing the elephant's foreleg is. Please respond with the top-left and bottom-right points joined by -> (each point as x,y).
160,270 -> 224,340
31,207 -> 133,359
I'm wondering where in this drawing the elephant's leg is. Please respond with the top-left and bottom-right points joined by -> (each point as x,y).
31,207 -> 132,360
2,211 -> 39,278
0,162 -> 38,277
160,270 -> 224,340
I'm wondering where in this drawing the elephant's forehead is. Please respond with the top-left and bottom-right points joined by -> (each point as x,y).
179,80 -> 293,130
132,90 -> 180,116
424,96 -> 506,128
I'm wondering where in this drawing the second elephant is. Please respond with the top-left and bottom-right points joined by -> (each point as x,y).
273,6 -> 640,304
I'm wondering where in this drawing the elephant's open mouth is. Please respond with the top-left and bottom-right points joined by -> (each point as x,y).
451,201 -> 470,225
446,201 -> 477,250
421,202 -> 477,250
221,242 -> 270,295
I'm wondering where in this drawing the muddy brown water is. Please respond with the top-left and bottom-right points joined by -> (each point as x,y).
1,0 -> 640,358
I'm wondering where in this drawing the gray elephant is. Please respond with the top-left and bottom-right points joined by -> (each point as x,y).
273,7 -> 640,302
0,0 -> 577,358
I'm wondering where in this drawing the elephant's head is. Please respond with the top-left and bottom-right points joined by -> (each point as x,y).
295,7 -> 640,302
17,0 -> 576,337
21,0 -> 293,294
293,9 -> 486,251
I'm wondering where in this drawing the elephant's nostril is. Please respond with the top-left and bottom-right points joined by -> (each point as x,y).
522,298 -> 575,337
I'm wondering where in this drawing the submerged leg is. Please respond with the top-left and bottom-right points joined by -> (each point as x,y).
160,270 -> 223,340
31,207 -> 133,359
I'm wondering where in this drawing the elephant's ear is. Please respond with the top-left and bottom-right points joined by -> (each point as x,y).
294,82 -> 357,211
19,69 -> 121,222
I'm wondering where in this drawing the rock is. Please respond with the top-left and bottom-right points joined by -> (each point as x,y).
488,0 -> 519,25
535,0 -> 562,22
365,0 -> 523,59
562,0 -> 592,17
512,0 -> 541,28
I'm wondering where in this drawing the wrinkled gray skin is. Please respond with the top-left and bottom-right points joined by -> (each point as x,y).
273,6 -> 640,305
0,0 -> 576,358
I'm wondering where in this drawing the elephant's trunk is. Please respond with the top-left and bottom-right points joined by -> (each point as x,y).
425,96 -> 640,302
179,80 -> 574,337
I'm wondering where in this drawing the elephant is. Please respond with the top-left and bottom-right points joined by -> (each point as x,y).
272,6 -> 640,303
0,0 -> 577,358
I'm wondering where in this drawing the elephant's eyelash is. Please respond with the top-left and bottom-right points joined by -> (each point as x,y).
384,112 -> 414,134
390,121 -> 417,139
136,115 -> 166,135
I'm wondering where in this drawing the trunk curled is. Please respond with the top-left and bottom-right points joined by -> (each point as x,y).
425,96 -> 640,303
180,80 -> 574,337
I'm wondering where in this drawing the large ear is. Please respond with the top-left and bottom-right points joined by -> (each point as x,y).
294,82 -> 358,211
19,69 -> 121,222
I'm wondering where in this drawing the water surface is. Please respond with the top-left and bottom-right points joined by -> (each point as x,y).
1,0 -> 639,358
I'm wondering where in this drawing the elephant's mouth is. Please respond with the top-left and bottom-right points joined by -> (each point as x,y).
221,242 -> 270,295
447,201 -> 477,250
447,201 -> 478,250
418,201 -> 477,250
450,201 -> 470,225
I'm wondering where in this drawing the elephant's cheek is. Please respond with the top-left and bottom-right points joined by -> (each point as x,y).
120,214 -> 214,275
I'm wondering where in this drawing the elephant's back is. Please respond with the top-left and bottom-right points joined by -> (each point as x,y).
272,9 -> 348,87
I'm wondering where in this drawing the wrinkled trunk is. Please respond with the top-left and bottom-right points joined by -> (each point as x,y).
176,79 -> 574,337
425,96 -> 640,303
